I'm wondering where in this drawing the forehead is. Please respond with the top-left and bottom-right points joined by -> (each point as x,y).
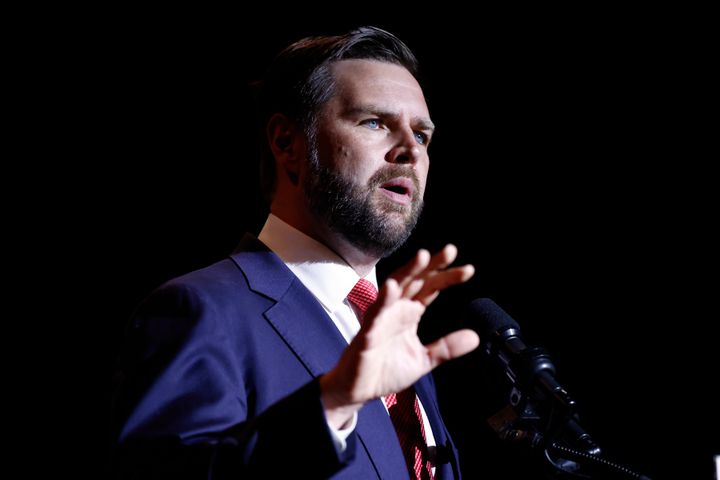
327,59 -> 429,116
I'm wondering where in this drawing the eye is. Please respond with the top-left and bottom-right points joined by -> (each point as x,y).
414,131 -> 429,145
361,118 -> 381,129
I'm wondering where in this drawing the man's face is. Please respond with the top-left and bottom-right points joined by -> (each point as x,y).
304,59 -> 433,258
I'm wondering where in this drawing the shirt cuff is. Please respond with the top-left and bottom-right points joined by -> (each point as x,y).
327,412 -> 358,453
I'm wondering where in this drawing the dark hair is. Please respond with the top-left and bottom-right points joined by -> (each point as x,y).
254,26 -> 421,202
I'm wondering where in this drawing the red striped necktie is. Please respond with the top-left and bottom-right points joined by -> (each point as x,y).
347,279 -> 434,479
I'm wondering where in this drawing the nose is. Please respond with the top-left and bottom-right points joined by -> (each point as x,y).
386,127 -> 423,165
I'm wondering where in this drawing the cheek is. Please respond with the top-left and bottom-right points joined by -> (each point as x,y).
319,131 -> 355,166
334,142 -> 373,178
332,146 -> 359,178
418,160 -> 430,194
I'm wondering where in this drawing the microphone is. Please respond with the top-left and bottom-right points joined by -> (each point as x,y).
467,298 -> 600,455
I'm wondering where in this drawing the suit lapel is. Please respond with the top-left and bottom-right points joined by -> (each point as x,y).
264,280 -> 349,376
355,399 -> 410,478
230,235 -> 348,377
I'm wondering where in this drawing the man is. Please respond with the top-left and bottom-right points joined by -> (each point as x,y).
111,26 -> 479,479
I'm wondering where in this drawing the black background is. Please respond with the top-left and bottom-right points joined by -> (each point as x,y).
60,7 -> 718,479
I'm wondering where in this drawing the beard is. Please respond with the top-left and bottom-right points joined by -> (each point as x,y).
304,146 -> 424,259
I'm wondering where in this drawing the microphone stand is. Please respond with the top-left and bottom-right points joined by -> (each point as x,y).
485,346 -> 653,479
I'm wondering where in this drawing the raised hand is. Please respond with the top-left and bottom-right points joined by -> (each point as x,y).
320,244 -> 480,428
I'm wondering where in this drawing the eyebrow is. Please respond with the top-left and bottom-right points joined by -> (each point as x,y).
347,105 -> 436,133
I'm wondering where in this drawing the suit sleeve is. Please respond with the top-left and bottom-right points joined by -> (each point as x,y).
110,282 -> 354,479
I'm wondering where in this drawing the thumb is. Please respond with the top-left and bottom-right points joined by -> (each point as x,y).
425,329 -> 480,369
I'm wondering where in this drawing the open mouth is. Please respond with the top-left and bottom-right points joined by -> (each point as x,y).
379,177 -> 414,205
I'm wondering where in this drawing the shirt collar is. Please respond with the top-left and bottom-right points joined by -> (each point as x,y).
258,214 -> 378,312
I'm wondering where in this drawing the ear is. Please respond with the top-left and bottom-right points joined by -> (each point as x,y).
267,113 -> 303,185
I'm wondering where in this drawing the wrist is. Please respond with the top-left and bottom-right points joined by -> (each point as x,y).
319,373 -> 364,429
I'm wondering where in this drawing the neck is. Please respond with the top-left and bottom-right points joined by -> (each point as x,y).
323,233 -> 380,278
270,208 -> 380,277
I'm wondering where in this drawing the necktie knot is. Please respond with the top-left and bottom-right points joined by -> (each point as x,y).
347,278 -> 378,321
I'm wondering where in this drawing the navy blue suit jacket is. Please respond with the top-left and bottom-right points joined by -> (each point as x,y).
111,235 -> 462,479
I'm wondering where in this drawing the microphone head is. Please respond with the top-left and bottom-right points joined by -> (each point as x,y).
466,298 -> 520,337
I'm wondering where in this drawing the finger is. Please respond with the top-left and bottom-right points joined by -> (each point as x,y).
414,264 -> 475,305
389,249 -> 430,287
419,291 -> 439,306
425,329 -> 480,369
377,278 -> 401,309
393,245 -> 456,296
403,278 -> 425,299
366,283 -> 425,339
363,278 -> 401,328
428,264 -> 475,291
405,244 -> 459,295
422,243 -> 458,275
